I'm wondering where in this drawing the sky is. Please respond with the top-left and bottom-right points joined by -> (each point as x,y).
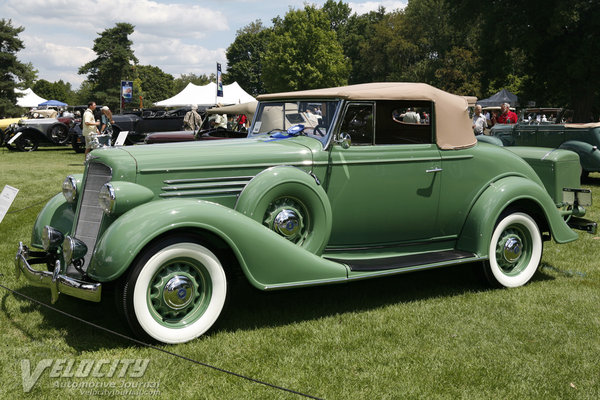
2,0 -> 407,90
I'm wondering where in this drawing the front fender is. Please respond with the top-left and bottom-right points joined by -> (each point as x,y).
88,199 -> 347,288
31,193 -> 74,248
559,140 -> 600,172
457,176 -> 578,256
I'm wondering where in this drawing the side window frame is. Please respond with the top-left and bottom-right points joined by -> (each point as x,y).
375,100 -> 433,145
339,101 -> 375,146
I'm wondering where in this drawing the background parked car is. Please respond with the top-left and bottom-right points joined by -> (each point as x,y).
481,108 -> 600,177
69,107 -> 190,152
2,110 -> 74,152
144,102 -> 256,144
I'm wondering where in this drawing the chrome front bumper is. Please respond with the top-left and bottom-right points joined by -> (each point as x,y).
15,242 -> 102,303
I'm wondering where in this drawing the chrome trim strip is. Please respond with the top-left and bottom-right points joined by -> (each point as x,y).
15,242 -> 102,303
159,189 -> 243,197
162,181 -> 251,191
164,176 -> 255,184
140,161 -> 311,174
324,235 -> 458,253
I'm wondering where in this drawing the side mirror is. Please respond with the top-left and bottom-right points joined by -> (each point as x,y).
335,132 -> 351,149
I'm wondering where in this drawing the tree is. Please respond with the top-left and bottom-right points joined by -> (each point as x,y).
78,22 -> 138,110
225,20 -> 270,96
173,73 -> 215,93
33,79 -> 75,104
334,7 -> 386,84
134,65 -> 175,106
262,6 -> 350,92
0,19 -> 31,116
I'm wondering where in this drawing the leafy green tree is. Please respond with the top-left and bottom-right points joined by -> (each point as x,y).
0,19 -> 32,116
322,0 -> 352,32
33,79 -> 75,104
78,22 -> 138,111
225,20 -> 270,96
20,62 -> 38,90
134,65 -> 175,106
173,73 -> 215,93
262,5 -> 350,92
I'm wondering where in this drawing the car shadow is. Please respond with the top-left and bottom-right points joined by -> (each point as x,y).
3,260 -> 561,351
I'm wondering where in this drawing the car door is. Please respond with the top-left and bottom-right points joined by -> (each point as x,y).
325,101 -> 441,246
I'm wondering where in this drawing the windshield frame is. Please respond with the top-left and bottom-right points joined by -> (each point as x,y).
248,98 -> 342,146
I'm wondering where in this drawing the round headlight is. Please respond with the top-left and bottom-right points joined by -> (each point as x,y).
99,183 -> 116,214
63,236 -> 88,265
42,225 -> 64,251
62,175 -> 77,203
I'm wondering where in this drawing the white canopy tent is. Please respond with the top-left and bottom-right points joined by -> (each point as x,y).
16,88 -> 47,108
155,82 -> 255,107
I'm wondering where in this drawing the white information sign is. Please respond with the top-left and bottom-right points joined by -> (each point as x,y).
0,185 -> 19,223
114,131 -> 129,146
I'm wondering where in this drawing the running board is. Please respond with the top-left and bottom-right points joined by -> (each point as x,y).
326,250 -> 477,272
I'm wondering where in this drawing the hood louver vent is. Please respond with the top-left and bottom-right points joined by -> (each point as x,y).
160,176 -> 254,198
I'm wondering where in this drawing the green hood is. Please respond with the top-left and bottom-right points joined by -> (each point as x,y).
118,136 -> 321,173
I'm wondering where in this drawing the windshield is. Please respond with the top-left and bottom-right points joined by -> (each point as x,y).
249,100 -> 341,145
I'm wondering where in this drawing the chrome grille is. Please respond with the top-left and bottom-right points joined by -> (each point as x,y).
160,176 -> 253,198
74,163 -> 112,270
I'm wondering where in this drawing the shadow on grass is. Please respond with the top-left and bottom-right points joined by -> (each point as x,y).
3,261 -> 560,351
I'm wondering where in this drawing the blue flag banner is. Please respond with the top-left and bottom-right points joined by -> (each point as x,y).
216,63 -> 223,98
121,81 -> 133,103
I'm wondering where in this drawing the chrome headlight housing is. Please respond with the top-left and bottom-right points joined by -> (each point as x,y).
98,183 -> 116,214
63,236 -> 88,265
42,225 -> 64,251
62,175 -> 78,203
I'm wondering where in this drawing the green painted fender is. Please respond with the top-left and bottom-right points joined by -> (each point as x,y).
457,176 -> 578,256
235,165 -> 332,255
31,193 -> 75,248
476,134 -> 504,147
559,140 -> 600,173
87,199 -> 347,288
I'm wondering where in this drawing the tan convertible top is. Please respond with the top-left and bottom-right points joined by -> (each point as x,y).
258,82 -> 476,150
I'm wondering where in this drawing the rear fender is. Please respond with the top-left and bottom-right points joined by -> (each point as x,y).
88,199 -> 347,288
457,176 -> 578,256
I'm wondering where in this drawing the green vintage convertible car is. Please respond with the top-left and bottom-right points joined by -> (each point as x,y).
15,83 -> 596,344
485,111 -> 600,177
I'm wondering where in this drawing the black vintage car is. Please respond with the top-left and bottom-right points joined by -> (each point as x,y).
144,102 -> 256,144
2,109 -> 75,152
69,107 -> 189,152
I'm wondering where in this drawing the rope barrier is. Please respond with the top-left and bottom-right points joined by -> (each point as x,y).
0,279 -> 323,400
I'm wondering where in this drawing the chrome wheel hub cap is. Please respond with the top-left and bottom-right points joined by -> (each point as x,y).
274,209 -> 300,238
502,236 -> 523,263
163,275 -> 194,310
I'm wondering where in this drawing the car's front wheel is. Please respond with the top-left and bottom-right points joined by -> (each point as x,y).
120,236 -> 228,344
15,134 -> 39,152
484,211 -> 542,288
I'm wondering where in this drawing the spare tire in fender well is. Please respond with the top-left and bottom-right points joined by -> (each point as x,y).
235,166 -> 332,255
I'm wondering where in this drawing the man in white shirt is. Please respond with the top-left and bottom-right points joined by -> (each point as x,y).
472,104 -> 488,135
83,101 -> 99,156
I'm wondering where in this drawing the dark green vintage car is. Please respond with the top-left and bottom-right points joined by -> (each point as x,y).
486,114 -> 600,177
16,83 -> 596,344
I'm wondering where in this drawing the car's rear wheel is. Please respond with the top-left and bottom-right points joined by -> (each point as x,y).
120,236 -> 228,344
484,211 -> 542,288
49,125 -> 69,145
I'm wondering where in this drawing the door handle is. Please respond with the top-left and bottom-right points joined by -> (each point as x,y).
426,167 -> 442,173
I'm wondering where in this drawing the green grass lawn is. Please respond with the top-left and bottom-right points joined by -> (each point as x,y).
0,146 -> 598,399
